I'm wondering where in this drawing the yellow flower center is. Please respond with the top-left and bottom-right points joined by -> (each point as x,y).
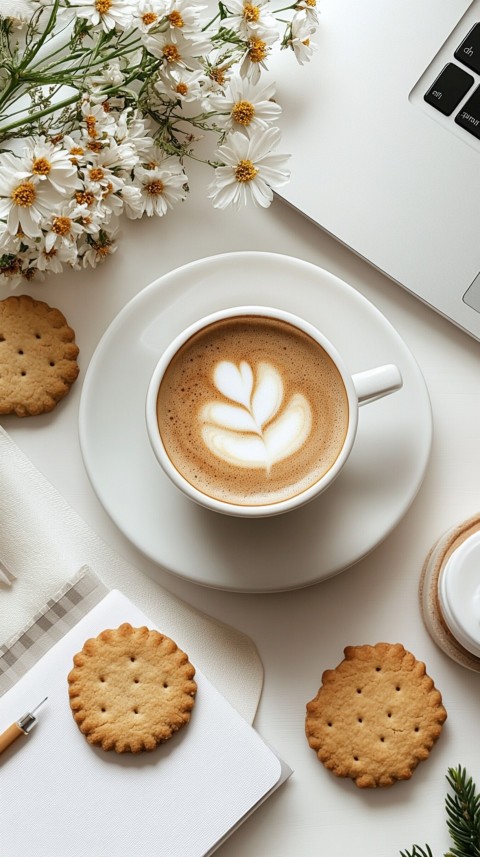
248,37 -> 268,63
87,141 -> 103,153
89,167 -> 105,182
163,43 -> 181,63
70,146 -> 84,157
32,157 -> 51,176
244,3 -> 259,22
85,115 -> 97,138
232,100 -> 255,126
145,179 -> 165,196
52,216 -> 72,236
168,10 -> 184,27
234,159 -> 258,183
11,181 -> 36,207
95,0 -> 112,13
176,82 -> 188,95
302,37 -> 310,46
305,0 -> 316,7
102,181 -> 114,197
76,190 -> 95,206
210,66 -> 227,85
142,11 -> 157,24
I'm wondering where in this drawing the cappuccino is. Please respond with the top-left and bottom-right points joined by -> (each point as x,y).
156,316 -> 349,506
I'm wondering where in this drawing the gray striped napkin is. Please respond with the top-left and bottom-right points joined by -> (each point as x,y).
0,566 -> 107,696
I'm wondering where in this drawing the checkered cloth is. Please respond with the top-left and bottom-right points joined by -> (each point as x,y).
0,566 -> 108,696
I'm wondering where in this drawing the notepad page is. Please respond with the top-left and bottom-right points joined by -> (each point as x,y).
0,590 -> 283,857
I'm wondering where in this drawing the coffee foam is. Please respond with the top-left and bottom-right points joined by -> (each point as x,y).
157,316 -> 349,506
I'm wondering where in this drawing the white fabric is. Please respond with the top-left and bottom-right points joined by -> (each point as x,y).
0,427 -> 263,723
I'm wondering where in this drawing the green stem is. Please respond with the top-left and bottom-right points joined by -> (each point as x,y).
18,0 -> 61,72
0,90 -> 80,136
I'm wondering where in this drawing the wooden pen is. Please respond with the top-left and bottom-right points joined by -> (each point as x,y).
0,697 -> 47,755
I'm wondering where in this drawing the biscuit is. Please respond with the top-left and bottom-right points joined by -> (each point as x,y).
0,294 -> 79,416
305,642 -> 447,788
67,623 -> 197,753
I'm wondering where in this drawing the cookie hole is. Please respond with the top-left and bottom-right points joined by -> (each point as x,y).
35,333 -> 41,339
20,370 -> 26,376
130,657 -> 136,662
380,736 -> 385,742
101,707 -> 106,713
396,686 -> 401,692
163,682 -> 169,688
414,726 -> 420,732
134,678 -> 139,684
387,712 -> 392,718
99,677 -> 105,683
0,335 -> 4,342
18,349 -> 24,355
375,666 -> 381,672
356,688 -> 362,694
327,721 -> 333,727
49,361 -> 55,367
358,718 -> 363,723
133,708 -> 139,715
353,756 -> 359,762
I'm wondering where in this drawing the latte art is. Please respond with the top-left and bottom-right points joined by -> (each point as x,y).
156,315 -> 349,507
201,361 -> 312,472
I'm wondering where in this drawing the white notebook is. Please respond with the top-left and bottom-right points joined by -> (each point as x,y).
0,590 -> 289,857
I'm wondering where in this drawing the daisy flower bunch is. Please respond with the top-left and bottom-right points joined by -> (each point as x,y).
0,0 -> 318,286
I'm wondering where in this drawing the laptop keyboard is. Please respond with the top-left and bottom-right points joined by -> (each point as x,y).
424,23 -> 480,139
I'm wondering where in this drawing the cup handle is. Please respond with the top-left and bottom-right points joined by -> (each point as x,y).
352,364 -> 403,406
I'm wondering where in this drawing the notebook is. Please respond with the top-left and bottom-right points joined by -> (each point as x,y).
271,0 -> 480,341
0,590 -> 289,857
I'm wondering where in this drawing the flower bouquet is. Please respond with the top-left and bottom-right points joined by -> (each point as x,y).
0,0 -> 318,287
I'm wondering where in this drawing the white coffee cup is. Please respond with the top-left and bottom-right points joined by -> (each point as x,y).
146,306 -> 402,517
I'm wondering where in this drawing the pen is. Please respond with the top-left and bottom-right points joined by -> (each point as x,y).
0,697 -> 48,755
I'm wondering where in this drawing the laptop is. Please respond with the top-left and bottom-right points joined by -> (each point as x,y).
271,0 -> 480,341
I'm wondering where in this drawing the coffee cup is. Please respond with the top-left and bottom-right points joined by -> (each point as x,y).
146,306 -> 402,517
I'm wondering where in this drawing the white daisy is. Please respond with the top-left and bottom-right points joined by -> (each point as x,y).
14,138 -> 81,195
130,157 -> 187,217
162,0 -> 207,40
0,161 -> 64,238
207,75 -> 281,131
120,183 -> 144,219
81,99 -> 118,140
222,0 -> 277,39
154,68 -> 207,103
239,28 -> 278,83
289,12 -> 316,64
294,0 -> 319,26
89,58 -> 125,89
143,29 -> 210,69
134,0 -> 166,32
63,134 -> 89,167
208,126 -> 290,209
72,0 -> 135,32
80,225 -> 119,268
35,240 -> 78,274
43,203 -> 86,252
115,110 -> 155,157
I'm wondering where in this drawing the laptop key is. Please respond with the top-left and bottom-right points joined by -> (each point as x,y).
455,85 -> 480,139
424,63 -> 474,116
455,23 -> 480,75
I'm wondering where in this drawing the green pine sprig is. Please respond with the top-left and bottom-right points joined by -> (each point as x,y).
401,766 -> 480,857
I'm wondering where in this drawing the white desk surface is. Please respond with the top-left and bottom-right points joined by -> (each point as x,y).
2,157 -> 480,857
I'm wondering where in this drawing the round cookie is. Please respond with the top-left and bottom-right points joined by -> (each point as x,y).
68,623 -> 197,753
0,294 -> 79,416
305,642 -> 447,788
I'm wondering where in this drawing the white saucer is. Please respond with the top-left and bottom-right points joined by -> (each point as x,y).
79,252 -> 432,592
